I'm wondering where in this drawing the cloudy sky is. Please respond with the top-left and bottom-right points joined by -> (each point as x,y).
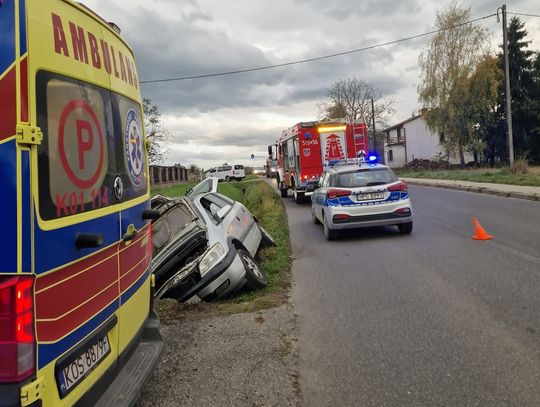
82,0 -> 540,170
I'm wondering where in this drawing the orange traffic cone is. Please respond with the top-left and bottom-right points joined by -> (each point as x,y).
471,217 -> 493,240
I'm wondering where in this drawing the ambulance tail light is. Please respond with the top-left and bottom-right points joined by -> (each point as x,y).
0,276 -> 35,383
327,189 -> 351,199
387,182 -> 408,192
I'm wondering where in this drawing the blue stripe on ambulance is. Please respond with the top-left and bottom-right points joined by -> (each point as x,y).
34,212 -> 120,274
21,149 -> 31,272
19,0 -> 27,55
0,140 -> 17,272
121,265 -> 151,304
0,0 -> 16,73
120,199 -> 150,232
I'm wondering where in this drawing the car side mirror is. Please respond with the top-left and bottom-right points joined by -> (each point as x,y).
216,205 -> 232,219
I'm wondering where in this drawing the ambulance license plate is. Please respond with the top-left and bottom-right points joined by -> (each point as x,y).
357,192 -> 384,201
57,335 -> 111,397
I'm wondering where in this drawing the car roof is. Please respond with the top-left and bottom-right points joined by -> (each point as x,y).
326,162 -> 389,173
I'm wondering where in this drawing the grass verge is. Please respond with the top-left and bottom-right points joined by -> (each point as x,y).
394,166 -> 540,187
152,179 -> 291,322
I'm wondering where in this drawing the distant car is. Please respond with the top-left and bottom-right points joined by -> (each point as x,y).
311,159 -> 413,240
151,177 -> 273,302
205,164 -> 245,181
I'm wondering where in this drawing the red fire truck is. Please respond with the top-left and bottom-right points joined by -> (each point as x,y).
274,119 -> 368,203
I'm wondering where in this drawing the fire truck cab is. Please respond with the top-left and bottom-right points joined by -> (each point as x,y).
276,120 -> 368,203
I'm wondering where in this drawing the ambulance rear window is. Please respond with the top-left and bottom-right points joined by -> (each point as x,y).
36,71 -> 148,220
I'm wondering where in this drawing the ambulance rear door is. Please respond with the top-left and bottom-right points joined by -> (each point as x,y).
28,0 -> 124,403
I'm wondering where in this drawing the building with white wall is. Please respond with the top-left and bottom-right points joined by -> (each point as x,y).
383,114 -> 473,168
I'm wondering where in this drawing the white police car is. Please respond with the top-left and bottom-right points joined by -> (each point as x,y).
311,157 -> 413,240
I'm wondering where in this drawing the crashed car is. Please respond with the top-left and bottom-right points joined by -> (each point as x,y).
150,177 -> 274,302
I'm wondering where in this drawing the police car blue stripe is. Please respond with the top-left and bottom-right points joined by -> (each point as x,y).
324,191 -> 406,207
38,299 -> 119,368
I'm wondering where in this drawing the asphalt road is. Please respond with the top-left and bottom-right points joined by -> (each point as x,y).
286,184 -> 540,407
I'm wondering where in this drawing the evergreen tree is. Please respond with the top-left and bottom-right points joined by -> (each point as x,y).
499,17 -> 539,163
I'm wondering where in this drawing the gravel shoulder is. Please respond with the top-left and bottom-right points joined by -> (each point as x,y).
136,302 -> 299,407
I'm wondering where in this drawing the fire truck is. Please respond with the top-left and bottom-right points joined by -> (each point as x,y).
275,119 -> 368,203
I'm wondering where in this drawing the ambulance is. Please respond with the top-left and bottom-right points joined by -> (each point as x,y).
0,1 -> 162,406
275,119 -> 368,203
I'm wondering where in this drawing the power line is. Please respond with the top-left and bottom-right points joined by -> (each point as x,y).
508,12 -> 540,18
140,13 -> 496,84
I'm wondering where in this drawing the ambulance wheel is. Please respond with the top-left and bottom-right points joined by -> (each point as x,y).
225,176 -> 231,182
280,185 -> 288,198
239,249 -> 267,290
323,213 -> 337,241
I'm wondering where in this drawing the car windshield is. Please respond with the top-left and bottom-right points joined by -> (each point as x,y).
152,199 -> 196,254
332,168 -> 397,188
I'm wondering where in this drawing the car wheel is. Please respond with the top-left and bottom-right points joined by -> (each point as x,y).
398,221 -> 413,234
323,213 -> 337,241
238,249 -> 267,290
225,176 -> 230,182
311,205 -> 320,224
258,224 -> 276,247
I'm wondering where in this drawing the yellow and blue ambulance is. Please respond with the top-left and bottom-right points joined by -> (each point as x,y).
0,0 -> 163,405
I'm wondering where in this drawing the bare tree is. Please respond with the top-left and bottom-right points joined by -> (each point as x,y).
143,98 -> 168,165
418,3 -> 491,165
319,77 -> 394,130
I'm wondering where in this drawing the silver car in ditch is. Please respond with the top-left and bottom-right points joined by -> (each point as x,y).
151,177 -> 273,302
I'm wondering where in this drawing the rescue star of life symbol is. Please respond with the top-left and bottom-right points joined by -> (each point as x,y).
124,109 -> 143,185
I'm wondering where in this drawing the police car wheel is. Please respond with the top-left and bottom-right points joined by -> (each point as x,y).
323,214 -> 337,241
311,206 -> 320,224
398,221 -> 413,234
239,249 -> 267,290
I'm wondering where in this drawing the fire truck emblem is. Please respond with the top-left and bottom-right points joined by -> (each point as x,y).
124,109 -> 143,185
324,134 -> 345,161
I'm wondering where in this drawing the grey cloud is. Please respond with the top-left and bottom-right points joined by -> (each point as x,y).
169,126 -> 282,148
293,0 -> 422,19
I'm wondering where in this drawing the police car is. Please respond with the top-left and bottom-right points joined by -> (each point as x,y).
311,156 -> 413,240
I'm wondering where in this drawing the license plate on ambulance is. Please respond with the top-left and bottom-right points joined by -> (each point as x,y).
356,192 -> 384,201
57,334 -> 111,397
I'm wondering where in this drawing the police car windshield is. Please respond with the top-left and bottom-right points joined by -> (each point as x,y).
332,168 -> 397,188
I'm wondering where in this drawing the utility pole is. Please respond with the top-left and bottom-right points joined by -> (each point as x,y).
371,98 -> 376,153
499,4 -> 515,166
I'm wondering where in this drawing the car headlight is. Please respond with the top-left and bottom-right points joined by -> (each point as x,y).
199,243 -> 226,277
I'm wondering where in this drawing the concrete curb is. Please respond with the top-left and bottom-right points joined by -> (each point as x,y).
402,178 -> 540,202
